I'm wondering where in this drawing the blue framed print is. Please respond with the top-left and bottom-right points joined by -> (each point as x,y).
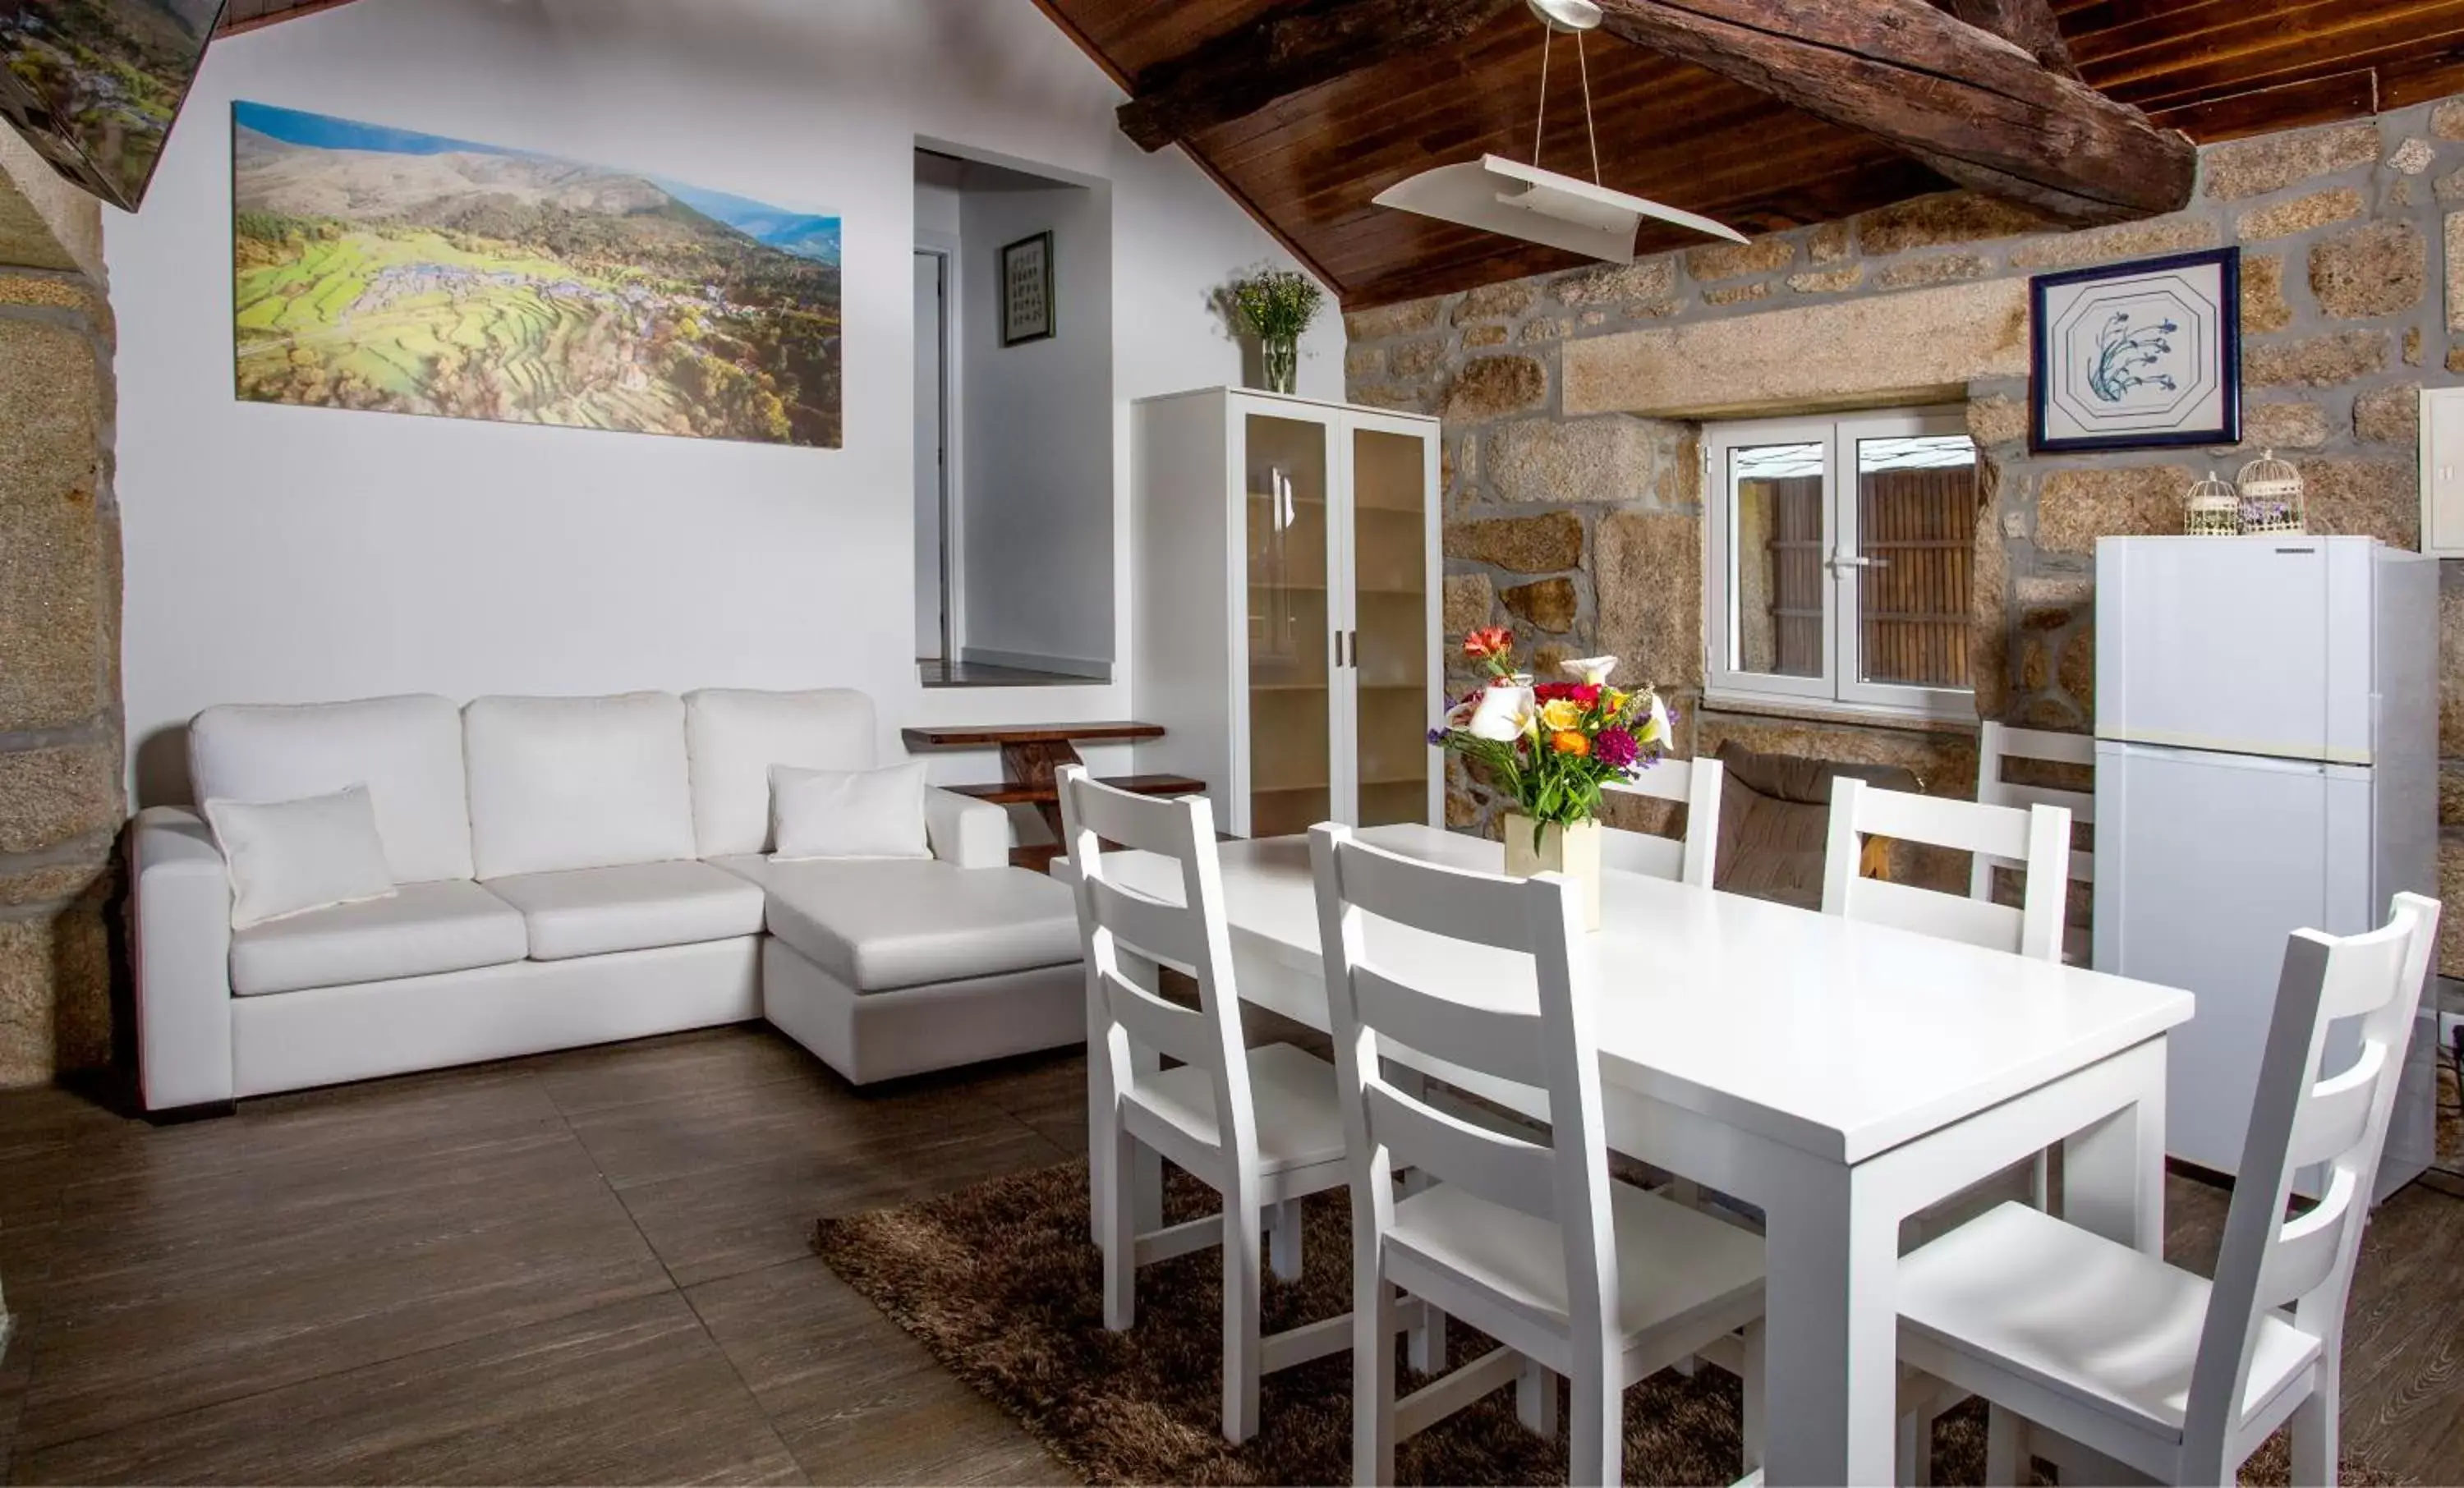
2030,247 -> 2241,453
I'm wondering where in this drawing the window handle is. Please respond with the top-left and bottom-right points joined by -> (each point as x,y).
1829,552 -> 1888,573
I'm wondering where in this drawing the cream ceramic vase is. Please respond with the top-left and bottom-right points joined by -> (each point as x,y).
1501,812 -> 1602,931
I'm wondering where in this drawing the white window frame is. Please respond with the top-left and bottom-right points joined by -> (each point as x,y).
1704,406 -> 1978,724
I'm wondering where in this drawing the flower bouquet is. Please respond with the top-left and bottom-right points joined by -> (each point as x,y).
1432,627 -> 1675,928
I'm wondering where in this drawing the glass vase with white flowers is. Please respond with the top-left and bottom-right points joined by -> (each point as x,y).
1431,627 -> 1675,927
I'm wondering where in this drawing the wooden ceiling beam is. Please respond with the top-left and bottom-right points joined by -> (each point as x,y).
1115,0 -> 1520,153
1933,0 -> 2080,80
1593,0 -> 2196,225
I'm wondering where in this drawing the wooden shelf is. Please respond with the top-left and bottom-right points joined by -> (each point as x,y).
946,773 -> 1203,806
902,720 -> 1164,750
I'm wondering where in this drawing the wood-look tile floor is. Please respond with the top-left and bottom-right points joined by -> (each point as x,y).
0,1026 -> 2453,1486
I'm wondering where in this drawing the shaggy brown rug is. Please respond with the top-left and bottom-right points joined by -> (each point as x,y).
812,1161 -> 2393,1486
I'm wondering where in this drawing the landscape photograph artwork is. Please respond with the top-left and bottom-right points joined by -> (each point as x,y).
232,101 -> 843,448
0,0 -> 223,209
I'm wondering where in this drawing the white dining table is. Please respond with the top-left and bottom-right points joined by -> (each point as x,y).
1078,823 -> 2195,1487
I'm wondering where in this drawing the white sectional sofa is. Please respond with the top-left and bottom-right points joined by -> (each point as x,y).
131,688 -> 1087,1114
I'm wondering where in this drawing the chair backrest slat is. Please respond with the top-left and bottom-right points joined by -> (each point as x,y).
1060,768 -> 1257,1189
1848,876 -> 2026,952
2181,893 -> 2441,1470
2257,1168 -> 2356,1309
1363,1081 -> 1558,1217
1603,755 -> 1725,886
1101,963 -> 1218,1069
1823,776 -> 2071,962
1600,829 -> 1683,881
1973,722 -> 2096,898
1311,824 -> 1616,1275
1335,836 -> 1542,952
1354,964 -> 1549,1089
1086,874 -> 1205,974
1064,771 -> 1195,853
2281,1041 -> 2384,1170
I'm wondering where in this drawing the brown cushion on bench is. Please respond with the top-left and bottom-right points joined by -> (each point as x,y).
1711,741 -> 1923,910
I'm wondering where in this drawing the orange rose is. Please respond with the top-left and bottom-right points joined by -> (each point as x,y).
1551,729 -> 1590,756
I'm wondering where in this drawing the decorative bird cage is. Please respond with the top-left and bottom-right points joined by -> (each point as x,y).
2185,471 -> 2241,536
2236,450 -> 2307,535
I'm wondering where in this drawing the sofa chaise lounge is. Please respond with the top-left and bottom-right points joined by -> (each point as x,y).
131,688 -> 1086,1114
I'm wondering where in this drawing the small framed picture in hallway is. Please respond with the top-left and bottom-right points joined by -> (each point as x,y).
1001,230 -> 1055,347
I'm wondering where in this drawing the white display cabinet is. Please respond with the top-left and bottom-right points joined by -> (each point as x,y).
1131,388 -> 1442,838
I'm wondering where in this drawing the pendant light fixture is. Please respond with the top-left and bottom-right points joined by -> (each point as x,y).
1372,0 -> 1747,261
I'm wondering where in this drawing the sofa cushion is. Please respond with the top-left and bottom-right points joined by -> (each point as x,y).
229,879 -> 529,997
204,785 -> 398,930
718,855 -> 1080,994
685,689 -> 877,857
465,693 -> 696,879
190,695 -> 474,884
482,861 -> 765,962
770,762 -> 931,862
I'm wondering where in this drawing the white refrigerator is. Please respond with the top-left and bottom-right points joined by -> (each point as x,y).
2094,535 -> 2439,1201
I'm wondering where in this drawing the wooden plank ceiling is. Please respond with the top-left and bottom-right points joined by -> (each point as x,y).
217,0 -> 358,35
1038,0 -> 2464,307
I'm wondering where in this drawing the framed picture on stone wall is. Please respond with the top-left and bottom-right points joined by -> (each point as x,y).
2030,247 -> 2241,454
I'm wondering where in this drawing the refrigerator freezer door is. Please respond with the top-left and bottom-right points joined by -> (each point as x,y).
2095,742 -> 2361,1183
2096,536 -> 2374,765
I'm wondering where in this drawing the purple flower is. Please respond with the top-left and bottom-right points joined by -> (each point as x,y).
1593,727 -> 1640,771
1426,728 -> 1447,746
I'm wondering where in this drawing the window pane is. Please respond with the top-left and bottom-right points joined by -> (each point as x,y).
1729,442 -> 1826,679
1855,434 -> 1977,690
1245,416 -> 1331,838
1351,428 -> 1430,829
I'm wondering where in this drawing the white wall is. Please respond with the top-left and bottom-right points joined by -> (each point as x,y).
111,0 -> 1347,803
958,177 -> 1110,675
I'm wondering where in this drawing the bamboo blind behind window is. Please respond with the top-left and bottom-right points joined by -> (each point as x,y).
1855,466 -> 1974,690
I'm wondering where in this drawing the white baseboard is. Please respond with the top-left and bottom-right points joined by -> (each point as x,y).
958,645 -> 1111,682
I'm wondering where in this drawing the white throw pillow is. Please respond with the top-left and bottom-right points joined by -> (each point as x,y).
204,785 -> 399,930
769,762 -> 932,862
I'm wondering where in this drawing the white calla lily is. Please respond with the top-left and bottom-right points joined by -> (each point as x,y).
1636,691 -> 1672,750
1563,655 -> 1618,687
1467,683 -> 1535,742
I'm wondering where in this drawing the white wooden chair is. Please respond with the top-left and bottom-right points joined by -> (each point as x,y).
1308,823 -> 1767,1487
1822,778 -> 2075,1481
1822,776 -> 2072,966
1896,893 -> 2442,1487
1602,754 -> 1725,885
1059,767 -> 1357,1443
1970,723 -> 2094,963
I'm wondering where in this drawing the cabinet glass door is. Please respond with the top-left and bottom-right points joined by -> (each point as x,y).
1245,414 -> 1334,838
1349,422 -> 1432,827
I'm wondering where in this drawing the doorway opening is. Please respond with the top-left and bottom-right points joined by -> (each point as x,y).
912,144 -> 1114,688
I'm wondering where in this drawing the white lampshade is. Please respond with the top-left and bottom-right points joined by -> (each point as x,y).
1372,153 -> 1748,264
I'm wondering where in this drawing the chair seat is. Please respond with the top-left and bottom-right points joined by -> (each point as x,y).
1131,1042 -> 1347,1175
1899,1201 -> 2323,1439
1390,1176 -> 1764,1347
481,859 -> 765,961
229,879 -> 528,996
719,855 -> 1081,994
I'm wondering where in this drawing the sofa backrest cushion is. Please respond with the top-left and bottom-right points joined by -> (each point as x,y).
189,694 -> 476,884
684,688 -> 877,857
464,692 -> 696,879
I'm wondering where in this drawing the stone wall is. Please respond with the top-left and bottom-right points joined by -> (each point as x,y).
0,144 -> 120,1086
1347,97 -> 2464,967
